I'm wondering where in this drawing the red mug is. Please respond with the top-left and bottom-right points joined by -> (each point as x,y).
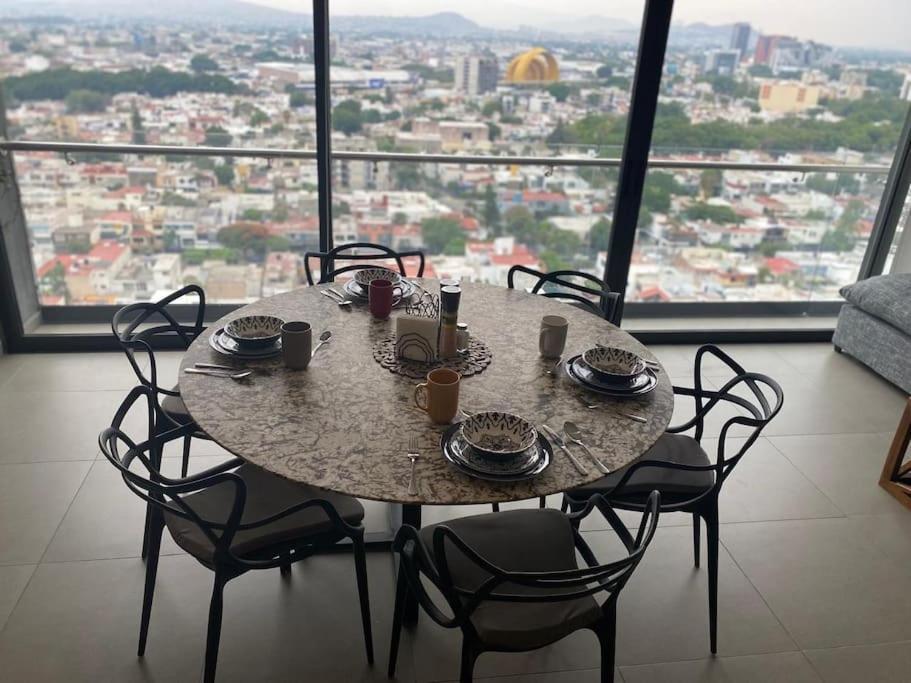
368,278 -> 400,318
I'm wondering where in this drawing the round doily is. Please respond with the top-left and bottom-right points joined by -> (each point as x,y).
372,334 -> 493,379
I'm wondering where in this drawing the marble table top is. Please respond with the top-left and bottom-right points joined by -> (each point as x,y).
179,280 -> 674,505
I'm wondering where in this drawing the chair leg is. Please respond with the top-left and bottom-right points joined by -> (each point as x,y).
692,512 -> 701,569
181,435 -> 191,478
593,623 -> 616,683
560,495 -> 569,513
459,639 -> 478,683
388,566 -> 408,678
137,510 -> 164,656
705,503 -> 720,655
140,503 -> 152,560
538,495 -> 546,508
491,503 -> 500,512
352,533 -> 374,665
204,571 -> 229,683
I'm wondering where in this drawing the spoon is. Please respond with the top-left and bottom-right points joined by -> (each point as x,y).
321,289 -> 352,308
311,330 -> 332,357
563,421 -> 610,473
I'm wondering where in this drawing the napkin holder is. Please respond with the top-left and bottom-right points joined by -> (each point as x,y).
395,315 -> 439,362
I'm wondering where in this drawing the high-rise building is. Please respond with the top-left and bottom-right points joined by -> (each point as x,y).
454,54 -> 499,96
704,50 -> 741,76
754,35 -> 785,65
729,22 -> 751,60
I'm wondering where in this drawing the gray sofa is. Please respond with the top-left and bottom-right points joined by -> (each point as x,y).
833,273 -> 911,394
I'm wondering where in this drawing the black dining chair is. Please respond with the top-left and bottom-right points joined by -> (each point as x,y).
507,264 -> 621,325
112,285 -> 212,558
388,491 -> 661,683
304,241 -> 426,285
99,385 -> 374,683
562,344 -> 784,654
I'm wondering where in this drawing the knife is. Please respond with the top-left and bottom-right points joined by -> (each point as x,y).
541,424 -> 588,474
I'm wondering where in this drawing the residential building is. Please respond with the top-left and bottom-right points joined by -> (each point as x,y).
454,54 -> 498,96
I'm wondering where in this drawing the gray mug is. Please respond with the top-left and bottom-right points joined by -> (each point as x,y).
539,315 -> 568,359
281,321 -> 312,370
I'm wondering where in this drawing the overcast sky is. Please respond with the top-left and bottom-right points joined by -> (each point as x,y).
253,0 -> 911,51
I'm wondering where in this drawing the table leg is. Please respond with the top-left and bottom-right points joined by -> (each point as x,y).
388,503 -> 422,626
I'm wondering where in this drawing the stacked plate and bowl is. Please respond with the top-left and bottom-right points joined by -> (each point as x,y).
209,315 -> 285,359
343,267 -> 416,303
441,411 -> 552,482
564,346 -> 658,397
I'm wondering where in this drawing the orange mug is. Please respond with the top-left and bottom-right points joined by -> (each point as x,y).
414,368 -> 461,424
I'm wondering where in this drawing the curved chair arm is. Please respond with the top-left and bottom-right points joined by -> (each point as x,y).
392,524 -> 461,628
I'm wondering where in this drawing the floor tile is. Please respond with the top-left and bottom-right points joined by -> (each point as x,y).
0,553 -> 411,683
0,354 -> 27,390
2,352 -> 139,393
721,517 -> 911,650
804,641 -> 911,683
620,651 -> 821,682
769,433 -> 902,516
601,526 -> 797,665
443,669 -> 618,683
0,564 -> 36,631
0,461 -> 91,564
0,391 -> 127,464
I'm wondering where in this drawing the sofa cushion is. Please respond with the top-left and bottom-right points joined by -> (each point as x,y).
840,274 -> 911,337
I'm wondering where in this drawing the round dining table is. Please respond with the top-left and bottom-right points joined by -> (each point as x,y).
180,278 -> 674,621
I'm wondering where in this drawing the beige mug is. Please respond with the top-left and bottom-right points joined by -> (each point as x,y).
414,368 -> 461,424
539,315 -> 568,359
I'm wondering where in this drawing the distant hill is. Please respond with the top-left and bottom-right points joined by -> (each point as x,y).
333,12 -> 485,37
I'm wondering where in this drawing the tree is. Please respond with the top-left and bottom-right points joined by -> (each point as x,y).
546,83 -> 572,103
482,100 -> 502,117
822,199 -> 864,251
586,92 -> 601,108
596,64 -> 613,79
241,208 -> 265,221
289,90 -> 309,108
482,184 -> 500,234
421,217 -> 463,254
44,261 -> 69,304
699,169 -> 723,199
204,126 -> 232,147
395,165 -> 422,190
64,89 -> 108,113
249,108 -> 269,127
333,100 -> 363,135
214,164 -> 234,186
130,103 -> 146,144
486,122 -> 501,142
217,223 -> 277,261
589,217 -> 611,252
190,54 -> 220,73
685,202 -> 743,224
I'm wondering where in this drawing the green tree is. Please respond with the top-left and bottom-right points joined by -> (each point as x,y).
241,208 -> 265,221
130,103 -> 146,144
332,99 -> 363,135
214,164 -> 234,186
482,100 -> 502,117
589,217 -> 611,252
64,89 -> 108,113
217,222 -> 276,261
699,169 -> 723,199
249,108 -> 269,127
204,125 -> 232,147
190,54 -> 220,73
487,122 -> 501,141
685,202 -> 743,224
392,212 -> 408,225
482,184 -> 500,234
44,261 -> 69,304
596,64 -> 613,79
546,83 -> 572,103
821,199 -> 865,251
421,217 -> 463,254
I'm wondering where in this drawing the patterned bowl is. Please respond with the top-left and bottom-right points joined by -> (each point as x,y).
353,267 -> 402,290
224,315 -> 285,349
581,346 -> 647,383
460,411 -> 538,459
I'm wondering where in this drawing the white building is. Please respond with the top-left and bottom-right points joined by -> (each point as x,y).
454,55 -> 498,96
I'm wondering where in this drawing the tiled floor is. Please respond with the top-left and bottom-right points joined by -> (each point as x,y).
0,343 -> 908,682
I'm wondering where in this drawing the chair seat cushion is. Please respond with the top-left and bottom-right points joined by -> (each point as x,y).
840,273 -> 911,337
570,433 -> 715,501
165,464 -> 364,562
420,508 -> 600,650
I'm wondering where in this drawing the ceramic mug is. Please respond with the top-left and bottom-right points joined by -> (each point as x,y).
368,278 -> 402,319
414,368 -> 461,424
539,315 -> 568,359
281,321 -> 312,370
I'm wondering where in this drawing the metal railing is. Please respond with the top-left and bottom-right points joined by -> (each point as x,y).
0,139 -> 892,175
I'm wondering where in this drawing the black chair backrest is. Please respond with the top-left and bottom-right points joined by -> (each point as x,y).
394,492 -> 659,630
507,264 -> 620,325
610,345 -> 784,511
304,242 -> 426,285
111,285 -> 206,398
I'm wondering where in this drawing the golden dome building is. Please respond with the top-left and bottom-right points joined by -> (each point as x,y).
505,48 -> 560,83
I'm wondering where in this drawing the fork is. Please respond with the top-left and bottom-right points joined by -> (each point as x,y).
406,434 -> 421,495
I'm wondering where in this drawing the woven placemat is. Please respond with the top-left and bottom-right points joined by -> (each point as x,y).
372,334 -> 493,379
